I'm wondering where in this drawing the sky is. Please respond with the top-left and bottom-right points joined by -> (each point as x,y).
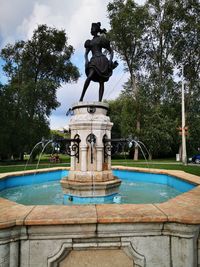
0,0 -> 145,130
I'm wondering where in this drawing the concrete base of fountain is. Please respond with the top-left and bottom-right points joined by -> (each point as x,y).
61,101 -> 121,199
61,174 -> 121,197
67,169 -> 115,182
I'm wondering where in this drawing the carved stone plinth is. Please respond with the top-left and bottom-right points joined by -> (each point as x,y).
61,101 -> 121,198
61,179 -> 121,197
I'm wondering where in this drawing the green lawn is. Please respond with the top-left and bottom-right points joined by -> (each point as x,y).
0,163 -> 70,173
112,160 -> 200,176
0,154 -> 70,173
0,154 -> 199,176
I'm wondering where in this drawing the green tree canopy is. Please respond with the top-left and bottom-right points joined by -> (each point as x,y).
107,0 -> 200,159
108,0 -> 150,159
0,24 -> 80,160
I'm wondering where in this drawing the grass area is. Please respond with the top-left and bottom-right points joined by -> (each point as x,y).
0,154 -> 199,176
0,163 -> 70,173
0,154 -> 70,173
112,160 -> 200,176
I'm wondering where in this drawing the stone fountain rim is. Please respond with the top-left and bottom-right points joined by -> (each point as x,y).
0,166 -> 200,229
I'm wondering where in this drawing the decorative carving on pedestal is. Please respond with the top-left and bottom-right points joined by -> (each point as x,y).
61,102 -> 121,198
65,134 -> 80,162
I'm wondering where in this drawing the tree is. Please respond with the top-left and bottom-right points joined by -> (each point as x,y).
108,79 -> 177,159
144,0 -> 176,103
108,0 -> 200,160
138,0 -> 181,158
107,0 -> 149,159
171,0 -> 200,156
0,85 -> 13,160
0,24 -> 80,160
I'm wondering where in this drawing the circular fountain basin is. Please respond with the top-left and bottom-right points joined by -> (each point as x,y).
0,167 -> 196,205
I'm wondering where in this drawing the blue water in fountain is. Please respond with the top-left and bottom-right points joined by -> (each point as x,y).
0,170 -> 195,205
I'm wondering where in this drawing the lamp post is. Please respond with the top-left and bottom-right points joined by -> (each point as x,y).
181,65 -> 187,165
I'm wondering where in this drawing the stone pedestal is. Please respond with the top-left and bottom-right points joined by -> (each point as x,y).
61,102 -> 121,198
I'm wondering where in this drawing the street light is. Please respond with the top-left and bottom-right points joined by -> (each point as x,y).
181,65 -> 187,165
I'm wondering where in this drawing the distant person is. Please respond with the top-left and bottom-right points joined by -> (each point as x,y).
55,154 -> 60,163
50,154 -> 55,163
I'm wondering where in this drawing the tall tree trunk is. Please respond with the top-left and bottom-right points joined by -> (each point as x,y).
178,144 -> 182,161
20,152 -> 24,161
132,76 -> 141,161
133,119 -> 140,160
148,152 -> 152,161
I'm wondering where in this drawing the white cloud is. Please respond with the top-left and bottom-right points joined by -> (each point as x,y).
0,0 -> 35,46
0,0 -> 145,128
0,0 -> 145,48
17,3 -> 57,40
67,0 -> 109,50
15,0 -> 110,51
